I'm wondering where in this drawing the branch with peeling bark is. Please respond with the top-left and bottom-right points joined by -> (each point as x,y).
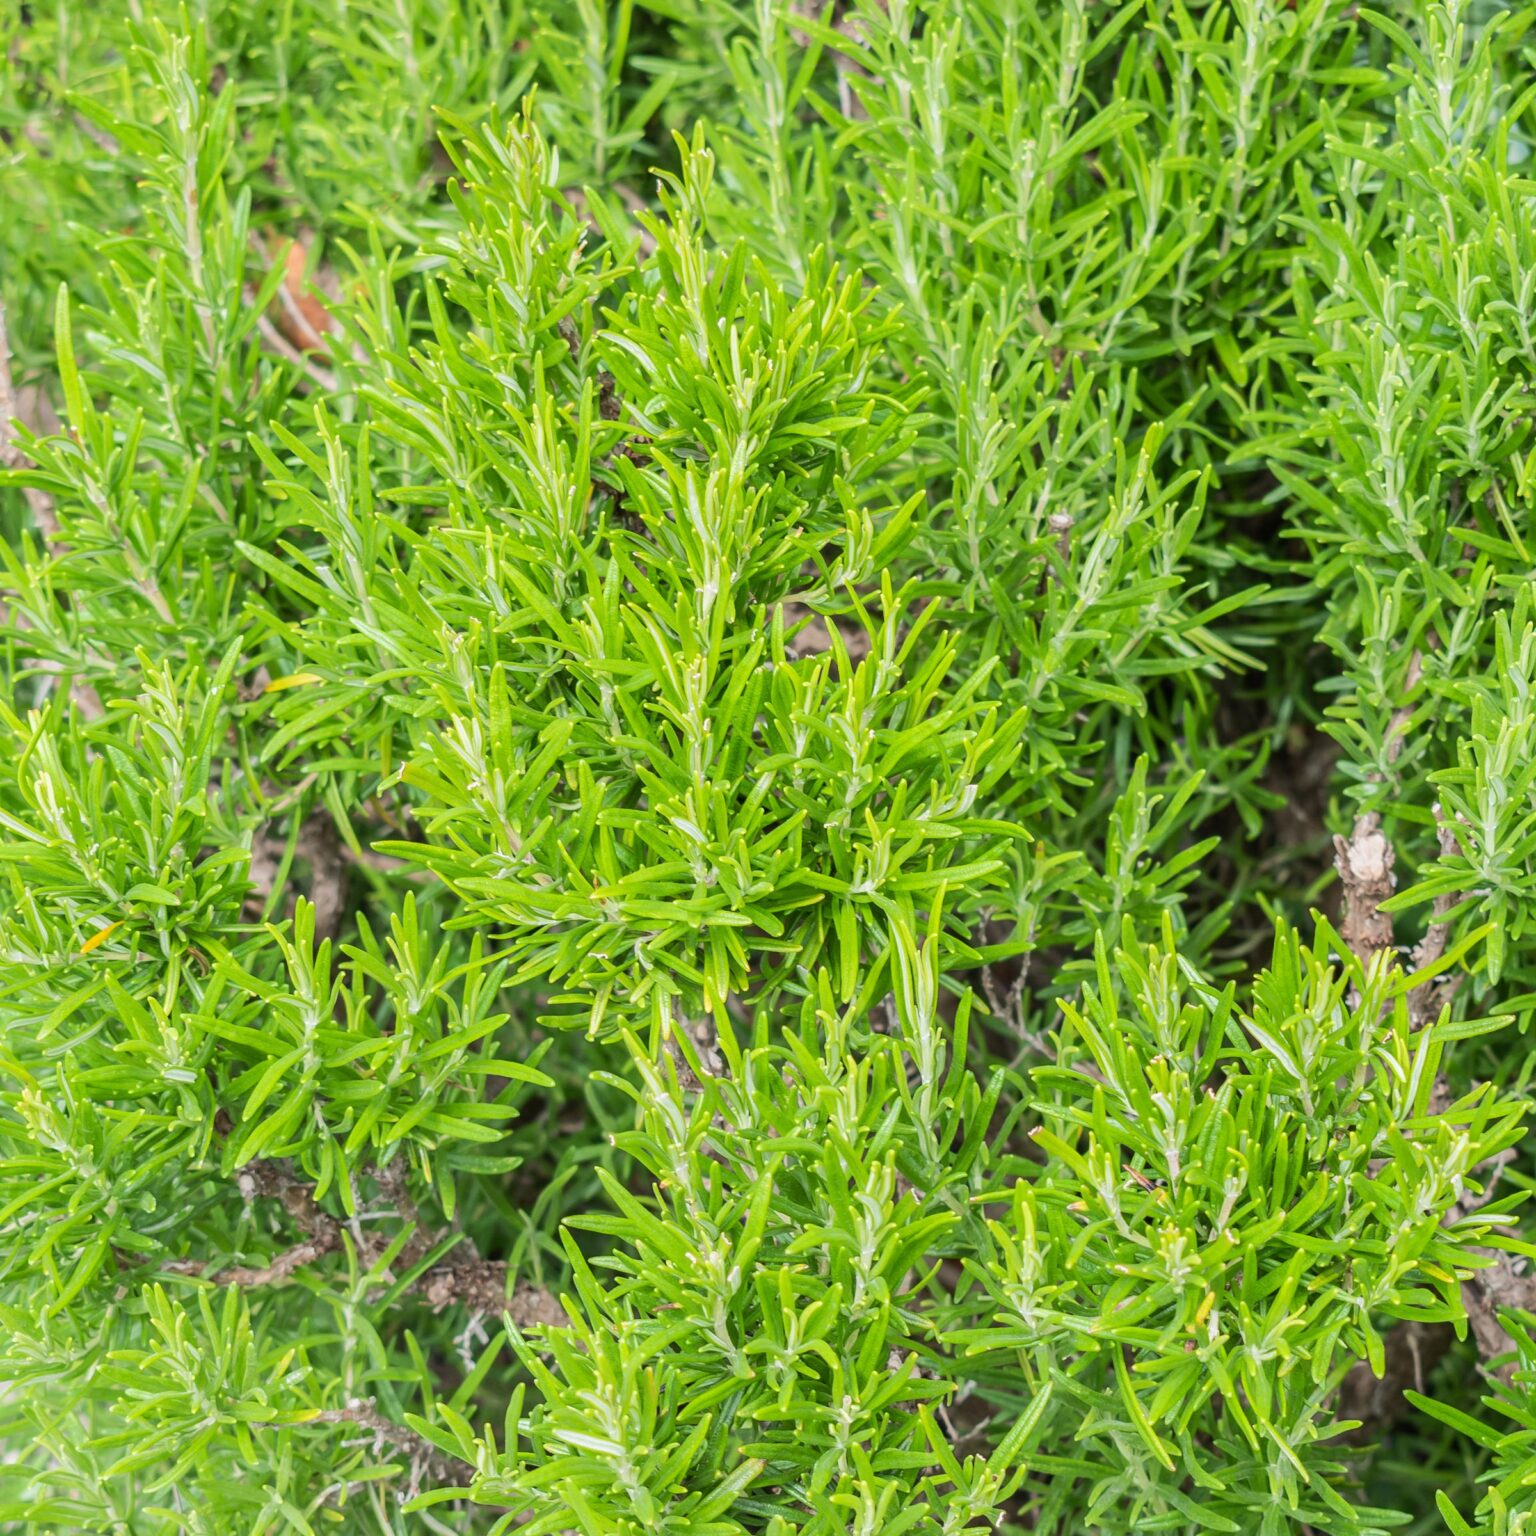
300,1395 -> 559,1527
167,1158 -> 565,1329
303,1397 -> 462,1497
1332,810 -> 1534,1407
1333,811 -> 1398,967
1334,809 -> 1467,1027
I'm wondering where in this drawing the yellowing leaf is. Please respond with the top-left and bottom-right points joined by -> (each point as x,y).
78,920 -> 123,956
264,672 -> 323,693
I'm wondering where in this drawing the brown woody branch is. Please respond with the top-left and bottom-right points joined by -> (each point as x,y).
1333,812 -> 1397,967
311,1398 -> 460,1491
1334,809 -> 1464,1027
284,1397 -> 462,1499
170,1159 -> 565,1328
1332,811 -> 1531,1403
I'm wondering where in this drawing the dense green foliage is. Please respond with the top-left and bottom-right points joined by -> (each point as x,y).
4,1 -> 1536,1531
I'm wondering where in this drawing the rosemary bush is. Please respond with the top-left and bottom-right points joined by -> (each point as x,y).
3,2 -> 1536,1532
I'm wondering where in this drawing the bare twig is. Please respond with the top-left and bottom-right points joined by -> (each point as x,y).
243,230 -> 346,389
171,1159 -> 567,1328
164,1158 -> 342,1281
1048,510 -> 1074,565
416,1256 -> 568,1327
242,827 -> 288,922
70,110 -> 119,156
979,943 -> 1064,1069
271,249 -> 332,356
298,1397 -> 463,1498
980,955 -> 1031,1037
164,1234 -> 334,1287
